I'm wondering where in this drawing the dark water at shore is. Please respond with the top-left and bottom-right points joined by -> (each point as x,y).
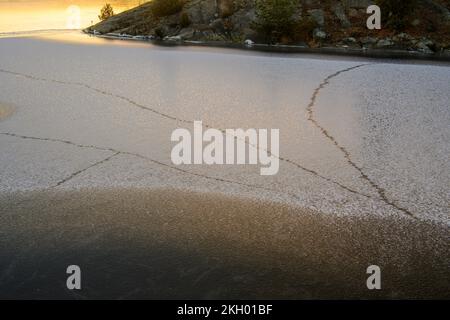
0,188 -> 448,299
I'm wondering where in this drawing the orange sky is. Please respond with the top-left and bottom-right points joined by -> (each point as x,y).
0,1 -> 147,32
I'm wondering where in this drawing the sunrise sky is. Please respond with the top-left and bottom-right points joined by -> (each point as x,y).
0,0 -> 147,32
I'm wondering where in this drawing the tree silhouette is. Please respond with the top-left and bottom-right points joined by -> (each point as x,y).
99,3 -> 114,21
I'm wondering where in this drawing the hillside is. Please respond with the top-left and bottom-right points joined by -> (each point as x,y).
87,0 -> 450,54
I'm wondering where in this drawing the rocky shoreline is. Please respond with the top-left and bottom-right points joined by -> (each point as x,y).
85,0 -> 450,60
84,29 -> 450,62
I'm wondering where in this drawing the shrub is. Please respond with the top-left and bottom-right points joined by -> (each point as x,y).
254,0 -> 297,43
180,11 -> 191,28
98,3 -> 114,21
376,0 -> 418,30
151,0 -> 184,17
154,27 -> 166,39
219,0 -> 235,18
292,16 -> 318,42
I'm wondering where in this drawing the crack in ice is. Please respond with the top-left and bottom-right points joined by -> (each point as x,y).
0,132 -> 304,202
0,66 -> 432,218
53,152 -> 120,187
306,64 -> 417,219
0,67 -> 377,202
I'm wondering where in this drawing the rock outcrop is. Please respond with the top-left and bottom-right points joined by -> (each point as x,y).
87,0 -> 450,54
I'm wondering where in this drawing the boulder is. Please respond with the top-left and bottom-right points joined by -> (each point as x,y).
229,7 -> 256,30
393,33 -> 413,42
244,39 -> 254,46
185,0 -> 218,24
416,39 -> 436,53
376,39 -> 394,48
360,36 -> 378,45
340,37 -> 360,48
313,28 -> 327,40
178,28 -> 196,40
343,37 -> 357,44
164,35 -> 182,41
308,9 -> 325,27
209,18 -> 225,32
333,4 -> 352,28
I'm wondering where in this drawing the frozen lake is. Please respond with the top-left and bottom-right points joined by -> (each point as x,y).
0,31 -> 449,299
0,31 -> 449,223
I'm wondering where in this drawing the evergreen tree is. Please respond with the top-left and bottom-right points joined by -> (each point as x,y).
99,3 -> 114,21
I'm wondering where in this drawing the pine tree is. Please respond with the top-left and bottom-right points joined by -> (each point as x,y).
99,3 -> 114,21
254,0 -> 297,43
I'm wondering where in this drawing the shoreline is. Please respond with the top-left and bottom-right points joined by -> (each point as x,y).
2,29 -> 450,63
84,29 -> 450,63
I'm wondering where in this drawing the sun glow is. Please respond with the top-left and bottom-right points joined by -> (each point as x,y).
66,5 -> 81,29
0,1 -> 145,33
